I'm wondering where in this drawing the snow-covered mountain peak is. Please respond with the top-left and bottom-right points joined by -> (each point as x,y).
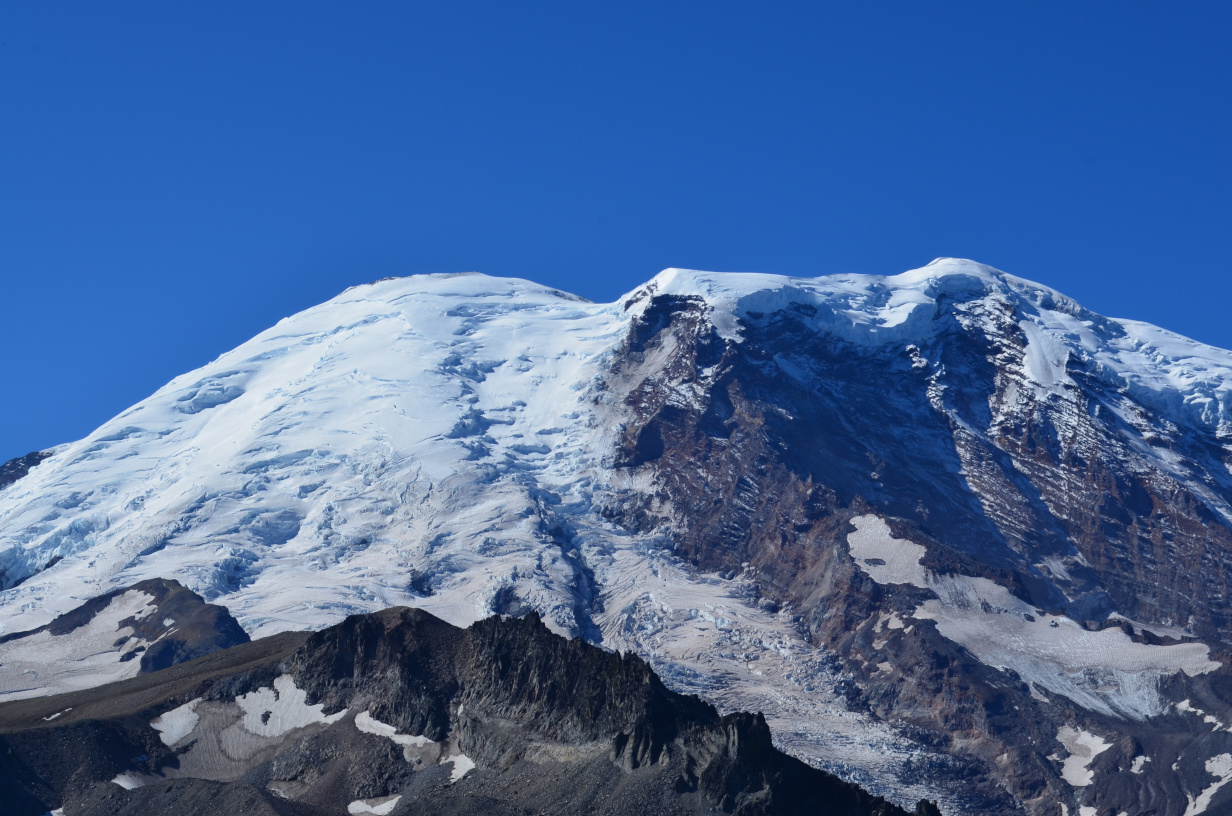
6,262 -> 1232,636
0,272 -> 629,640
7,263 -> 1232,631
633,259 -> 1063,347
8,262 -> 1232,814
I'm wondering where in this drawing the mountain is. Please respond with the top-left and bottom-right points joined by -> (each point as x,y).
3,259 -> 1232,814
0,604 -> 941,816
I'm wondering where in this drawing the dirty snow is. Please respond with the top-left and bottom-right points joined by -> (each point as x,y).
348,796 -> 402,815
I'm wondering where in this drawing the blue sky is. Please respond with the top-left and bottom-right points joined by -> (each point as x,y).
2,2 -> 1231,460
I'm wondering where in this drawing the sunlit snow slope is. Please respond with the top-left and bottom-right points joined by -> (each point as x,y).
5,259 -> 1232,815
0,273 -> 625,638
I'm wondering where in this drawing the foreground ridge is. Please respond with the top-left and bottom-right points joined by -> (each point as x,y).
0,602 -> 943,816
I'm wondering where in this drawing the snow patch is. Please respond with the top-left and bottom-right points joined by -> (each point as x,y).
1177,699 -> 1230,732
347,796 -> 401,815
442,751 -> 475,782
235,674 -> 346,737
354,709 -> 436,755
1130,754 -> 1151,774
354,710 -> 434,746
1185,753 -> 1232,816
1055,727 -> 1110,787
111,772 -> 159,790
151,698 -> 202,746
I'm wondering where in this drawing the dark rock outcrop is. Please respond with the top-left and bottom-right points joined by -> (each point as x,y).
0,450 -> 52,491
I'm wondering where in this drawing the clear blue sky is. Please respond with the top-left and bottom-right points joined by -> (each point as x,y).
2,2 -> 1230,461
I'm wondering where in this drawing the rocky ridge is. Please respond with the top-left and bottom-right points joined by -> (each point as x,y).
0,604 -> 942,816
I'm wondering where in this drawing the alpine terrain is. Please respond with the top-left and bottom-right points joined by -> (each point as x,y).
0,604 -> 939,816
3,259 -> 1232,815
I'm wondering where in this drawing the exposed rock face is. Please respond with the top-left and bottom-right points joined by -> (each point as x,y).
0,606 -> 942,816
0,450 -> 52,491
